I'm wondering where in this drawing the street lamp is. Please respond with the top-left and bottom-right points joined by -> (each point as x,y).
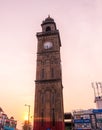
25,104 -> 31,124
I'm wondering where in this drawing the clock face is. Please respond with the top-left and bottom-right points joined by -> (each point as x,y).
44,41 -> 53,49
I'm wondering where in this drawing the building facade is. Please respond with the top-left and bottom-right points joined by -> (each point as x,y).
73,109 -> 102,130
0,107 -> 17,130
33,16 -> 65,130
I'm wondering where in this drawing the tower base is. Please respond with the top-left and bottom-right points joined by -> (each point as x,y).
33,121 -> 65,130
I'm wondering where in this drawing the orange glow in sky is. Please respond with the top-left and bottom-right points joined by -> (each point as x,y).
24,114 -> 28,121
1,0 -> 102,129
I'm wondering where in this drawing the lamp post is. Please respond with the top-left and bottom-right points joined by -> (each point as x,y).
25,104 -> 31,125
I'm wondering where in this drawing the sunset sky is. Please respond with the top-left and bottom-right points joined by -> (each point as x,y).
0,0 -> 102,129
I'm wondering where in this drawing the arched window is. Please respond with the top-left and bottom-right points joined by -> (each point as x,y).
46,26 -> 51,32
41,110 -> 44,126
52,108 -> 55,126
41,94 -> 44,104
52,92 -> 55,104
51,68 -> 54,77
41,69 -> 44,78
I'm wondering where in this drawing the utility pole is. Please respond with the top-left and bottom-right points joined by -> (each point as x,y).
25,104 -> 31,125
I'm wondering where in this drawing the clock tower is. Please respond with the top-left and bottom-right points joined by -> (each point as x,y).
33,16 -> 65,130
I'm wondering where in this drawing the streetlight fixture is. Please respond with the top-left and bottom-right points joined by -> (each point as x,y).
25,104 -> 31,124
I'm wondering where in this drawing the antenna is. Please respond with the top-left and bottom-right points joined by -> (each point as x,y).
100,82 -> 102,95
98,82 -> 102,96
91,82 -> 96,98
96,82 -> 100,97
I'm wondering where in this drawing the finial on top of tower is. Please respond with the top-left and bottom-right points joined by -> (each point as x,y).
48,14 -> 50,18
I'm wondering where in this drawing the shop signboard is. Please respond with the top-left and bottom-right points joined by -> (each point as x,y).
74,119 -> 91,123
97,118 -> 102,123
93,109 -> 102,113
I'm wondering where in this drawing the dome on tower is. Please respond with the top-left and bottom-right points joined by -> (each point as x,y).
42,15 -> 55,25
45,15 -> 54,22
